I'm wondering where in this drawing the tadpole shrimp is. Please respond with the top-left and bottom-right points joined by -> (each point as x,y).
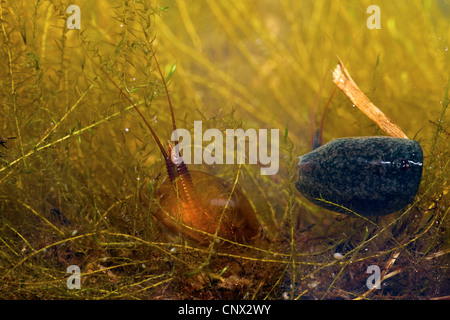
89,50 -> 261,246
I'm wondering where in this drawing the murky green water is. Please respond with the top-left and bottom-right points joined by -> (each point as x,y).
0,0 -> 448,300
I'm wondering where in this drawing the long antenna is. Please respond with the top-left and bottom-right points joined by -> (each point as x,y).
150,47 -> 178,141
85,51 -> 169,160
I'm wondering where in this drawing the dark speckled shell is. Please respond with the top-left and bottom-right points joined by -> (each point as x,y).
295,137 -> 423,216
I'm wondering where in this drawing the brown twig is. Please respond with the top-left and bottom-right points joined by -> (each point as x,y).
332,60 -> 409,139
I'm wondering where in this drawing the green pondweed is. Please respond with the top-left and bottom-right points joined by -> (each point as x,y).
0,0 -> 448,300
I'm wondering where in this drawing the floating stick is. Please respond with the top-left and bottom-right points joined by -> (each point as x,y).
332,60 -> 409,139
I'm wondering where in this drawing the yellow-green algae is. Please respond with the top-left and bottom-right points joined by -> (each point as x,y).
0,0 -> 448,299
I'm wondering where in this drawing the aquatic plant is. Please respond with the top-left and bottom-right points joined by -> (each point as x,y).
0,0 -> 448,299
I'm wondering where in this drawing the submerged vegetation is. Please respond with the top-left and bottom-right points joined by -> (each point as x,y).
0,0 -> 449,299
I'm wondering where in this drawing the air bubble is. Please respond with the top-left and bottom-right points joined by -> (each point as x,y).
334,252 -> 344,260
